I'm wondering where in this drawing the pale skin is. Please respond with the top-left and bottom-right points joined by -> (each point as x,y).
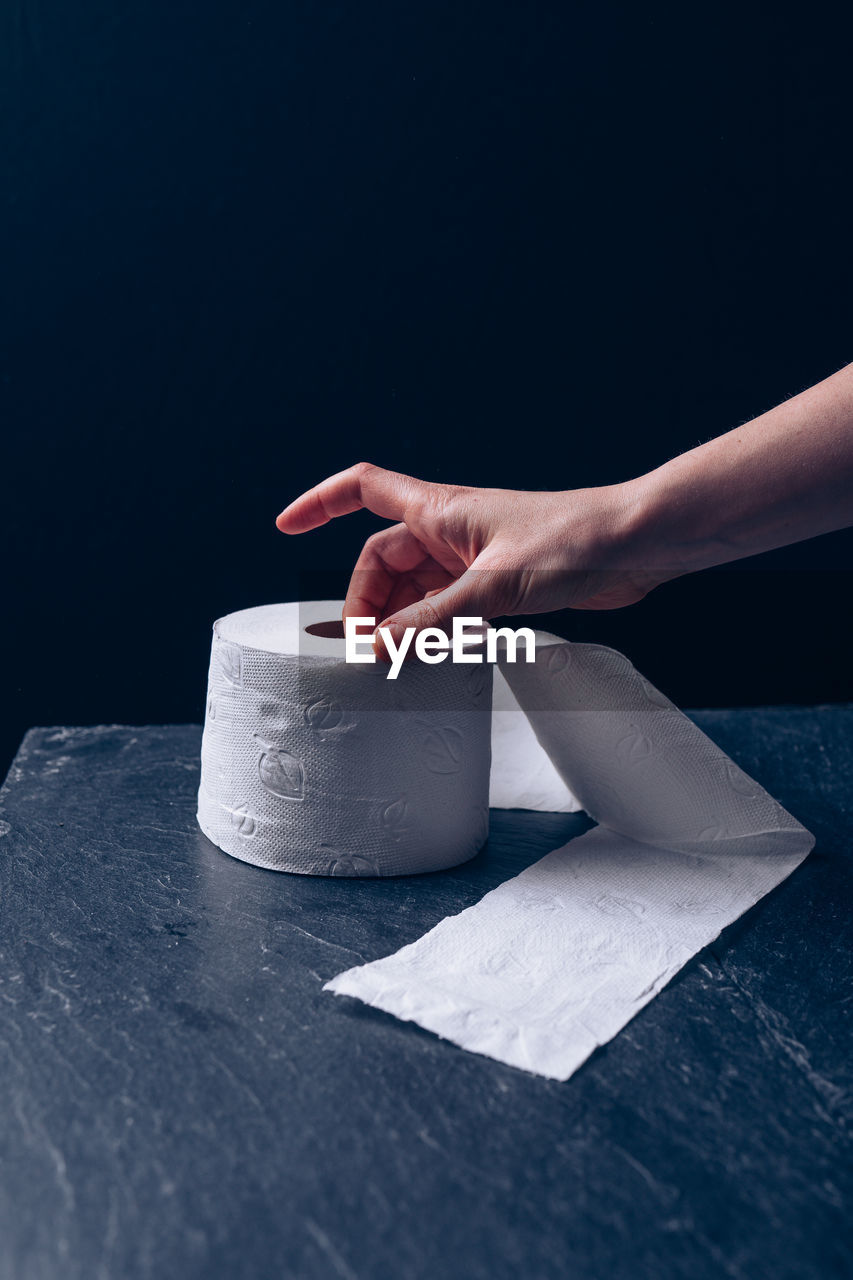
276,363 -> 853,653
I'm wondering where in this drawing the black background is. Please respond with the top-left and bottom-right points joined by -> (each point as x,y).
2,1 -> 852,778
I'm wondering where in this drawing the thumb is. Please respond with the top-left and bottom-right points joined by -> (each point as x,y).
376,558 -> 512,655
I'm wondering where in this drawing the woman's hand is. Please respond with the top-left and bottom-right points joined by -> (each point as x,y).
276,463 -> 664,645
276,364 -> 853,648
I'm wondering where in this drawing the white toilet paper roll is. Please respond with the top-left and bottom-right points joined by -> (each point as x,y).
197,601 -> 495,876
198,600 -> 815,1079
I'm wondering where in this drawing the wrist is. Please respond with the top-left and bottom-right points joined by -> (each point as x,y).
551,479 -> 683,587
604,470 -> 701,582
619,464 -> 720,579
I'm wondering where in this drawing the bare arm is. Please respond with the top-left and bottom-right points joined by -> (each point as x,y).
276,363 -> 853,641
631,361 -> 853,575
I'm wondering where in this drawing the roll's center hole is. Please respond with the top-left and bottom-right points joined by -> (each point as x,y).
304,619 -> 347,640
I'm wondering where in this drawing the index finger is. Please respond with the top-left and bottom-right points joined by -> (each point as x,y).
343,523 -> 454,622
275,462 -> 428,534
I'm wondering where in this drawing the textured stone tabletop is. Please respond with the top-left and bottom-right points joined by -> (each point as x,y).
0,710 -> 850,1280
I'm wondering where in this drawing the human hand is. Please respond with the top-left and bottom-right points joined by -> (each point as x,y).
276,463 -> 666,645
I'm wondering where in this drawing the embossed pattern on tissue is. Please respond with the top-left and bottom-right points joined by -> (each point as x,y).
591,892 -> 646,919
721,758 -> 761,798
615,725 -> 653,763
255,737 -> 305,800
542,644 -> 572,674
231,804 -> 256,838
465,664 -> 490,701
380,798 -> 409,839
304,697 -> 345,732
323,851 -> 379,877
420,725 -> 464,774
218,641 -> 243,688
640,675 -> 672,708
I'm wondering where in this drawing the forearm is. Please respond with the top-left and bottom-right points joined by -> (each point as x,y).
625,362 -> 853,576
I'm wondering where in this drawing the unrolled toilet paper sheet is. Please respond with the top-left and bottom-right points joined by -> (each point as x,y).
197,603 -> 813,1081
325,635 -> 814,1080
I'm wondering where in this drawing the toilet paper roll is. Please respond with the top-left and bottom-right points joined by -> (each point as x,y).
198,600 -> 815,1079
197,601 -> 495,876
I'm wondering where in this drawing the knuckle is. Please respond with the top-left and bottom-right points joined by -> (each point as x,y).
432,488 -> 470,535
412,598 -> 447,632
350,460 -> 376,480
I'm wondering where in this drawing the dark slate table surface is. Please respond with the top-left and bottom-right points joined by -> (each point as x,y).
0,709 -> 850,1280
